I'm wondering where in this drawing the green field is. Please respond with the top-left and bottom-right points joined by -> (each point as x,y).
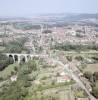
83,63 -> 98,73
0,46 -> 5,51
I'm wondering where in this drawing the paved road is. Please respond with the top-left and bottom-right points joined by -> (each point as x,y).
52,59 -> 97,100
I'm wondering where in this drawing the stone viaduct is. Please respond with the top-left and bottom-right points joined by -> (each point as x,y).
4,53 -> 48,64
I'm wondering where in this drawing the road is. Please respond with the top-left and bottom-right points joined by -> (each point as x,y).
51,59 -> 97,100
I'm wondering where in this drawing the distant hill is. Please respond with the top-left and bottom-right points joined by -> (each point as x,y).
63,13 -> 98,22
0,13 -> 98,23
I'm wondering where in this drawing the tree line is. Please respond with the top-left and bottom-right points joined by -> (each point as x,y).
54,43 -> 98,51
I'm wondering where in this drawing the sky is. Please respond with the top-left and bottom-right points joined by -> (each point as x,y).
0,0 -> 98,17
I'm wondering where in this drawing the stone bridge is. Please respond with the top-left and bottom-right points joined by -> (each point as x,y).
4,53 -> 48,64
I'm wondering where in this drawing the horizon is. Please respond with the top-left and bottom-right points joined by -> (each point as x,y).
1,12 -> 98,18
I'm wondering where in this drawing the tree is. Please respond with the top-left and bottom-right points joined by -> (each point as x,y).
14,66 -> 18,72
92,82 -> 98,98
42,30 -> 52,34
0,81 -> 29,100
0,63 -> 33,100
66,56 -> 72,62
84,71 -> 93,81
28,60 -> 37,71
93,72 -> 98,82
0,54 -> 9,71
5,38 -> 28,53
75,56 -> 84,61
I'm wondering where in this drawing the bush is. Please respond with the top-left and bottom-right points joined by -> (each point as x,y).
91,57 -> 98,61
92,82 -> 98,98
84,71 -> 93,81
11,71 -> 15,76
75,56 -> 84,61
28,60 -> 37,71
66,56 -> 72,61
93,72 -> 98,81
24,81 -> 31,87
14,66 -> 18,72
0,77 -> 3,81
41,76 -> 47,80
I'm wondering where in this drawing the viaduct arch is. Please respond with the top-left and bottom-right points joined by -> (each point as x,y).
4,53 -> 48,64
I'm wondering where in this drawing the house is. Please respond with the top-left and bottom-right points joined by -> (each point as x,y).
57,75 -> 70,83
10,75 -> 17,82
57,71 -> 71,83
